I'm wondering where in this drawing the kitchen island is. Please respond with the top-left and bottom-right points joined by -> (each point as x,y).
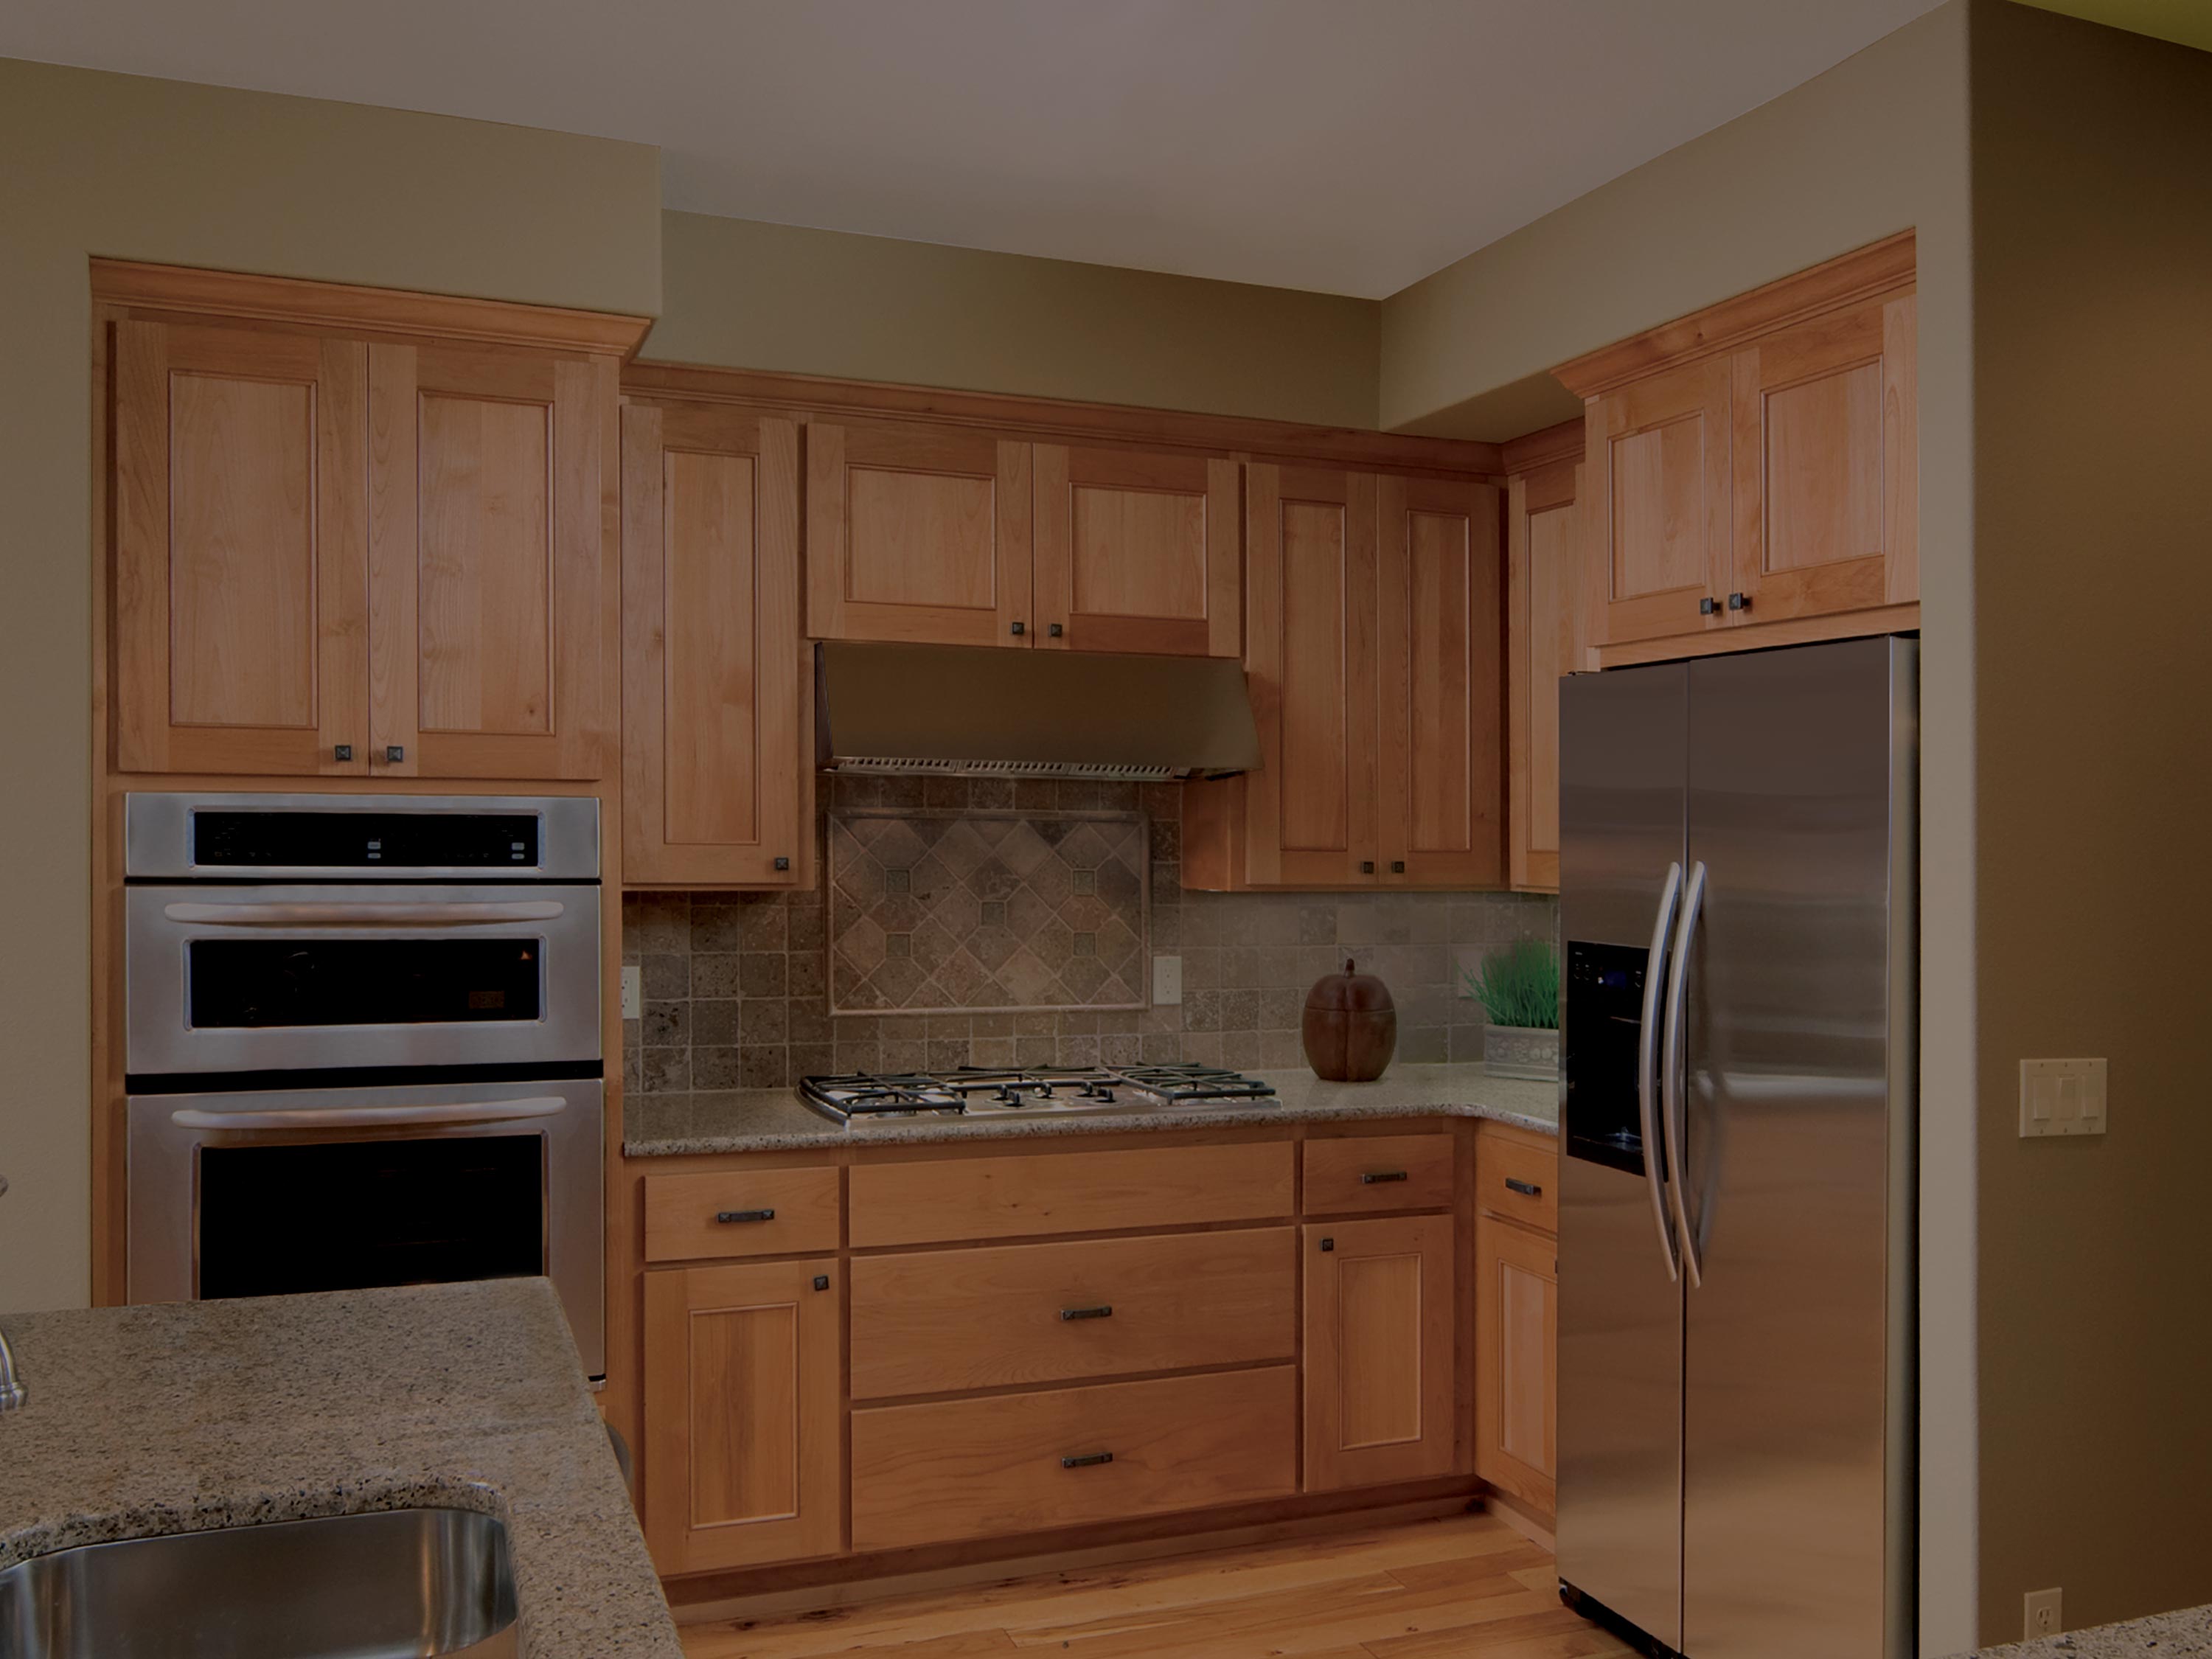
624,1060 -> 1558,1155
0,1278 -> 680,1658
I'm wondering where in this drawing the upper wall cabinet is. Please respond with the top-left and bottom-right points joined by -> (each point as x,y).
1183,465 -> 1503,892
1503,422 -> 1586,895
1033,445 -> 1239,656
622,400 -> 809,888
806,419 -> 1032,647
101,262 -> 644,780
1557,232 -> 1918,666
807,421 -> 1240,658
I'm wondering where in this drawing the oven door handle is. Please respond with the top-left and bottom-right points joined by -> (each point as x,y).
161,901 -> 567,928
169,1097 -> 569,1130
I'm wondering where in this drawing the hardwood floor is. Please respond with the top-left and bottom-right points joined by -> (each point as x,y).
678,1512 -> 1637,1658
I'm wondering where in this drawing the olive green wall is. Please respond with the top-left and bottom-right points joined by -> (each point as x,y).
0,56 -> 661,1316
647,210 -> 1382,429
1968,3 -> 2212,1637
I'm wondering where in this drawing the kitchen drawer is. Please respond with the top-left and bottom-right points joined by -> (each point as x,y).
1476,1130 -> 1559,1234
849,1228 -> 1295,1399
1302,1133 -> 1455,1214
848,1141 -> 1293,1248
850,1366 -> 1298,1551
642,1165 -> 841,1262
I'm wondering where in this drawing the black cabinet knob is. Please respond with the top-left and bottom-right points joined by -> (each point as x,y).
333,744 -> 353,762
1360,860 -> 1375,874
1010,620 -> 1026,636
1319,1237 -> 1335,1253
1700,597 -> 1719,616
383,745 -> 405,763
1728,592 -> 1750,612
1391,860 -> 1406,874
773,857 -> 790,872
1048,622 -> 1064,637
813,1274 -> 830,1292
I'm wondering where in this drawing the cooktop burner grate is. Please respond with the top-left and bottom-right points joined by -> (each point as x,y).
796,1062 -> 1277,1126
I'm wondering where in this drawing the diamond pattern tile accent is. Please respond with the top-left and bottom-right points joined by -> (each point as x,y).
830,812 -> 1149,1013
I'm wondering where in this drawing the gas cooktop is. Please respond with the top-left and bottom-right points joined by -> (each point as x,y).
797,1063 -> 1278,1127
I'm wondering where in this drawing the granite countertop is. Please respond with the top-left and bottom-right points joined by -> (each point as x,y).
625,1060 -> 1559,1156
1965,1608 -> 2212,1658
0,1279 -> 680,1659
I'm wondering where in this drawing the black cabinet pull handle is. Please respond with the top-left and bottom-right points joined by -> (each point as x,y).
1504,1178 -> 1543,1197
1061,1452 -> 1114,1470
1360,1171 -> 1409,1186
1060,1304 -> 1113,1321
715,1208 -> 776,1224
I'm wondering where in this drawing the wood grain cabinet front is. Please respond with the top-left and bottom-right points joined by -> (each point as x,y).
620,402 -> 808,886
1503,428 -> 1585,894
1032,443 -> 1239,657
1301,1133 -> 1456,1217
849,1366 -> 1298,1552
848,1228 -> 1296,1399
1301,1213 -> 1458,1492
641,1165 -> 842,1264
642,1256 -> 844,1573
1474,1215 -> 1558,1517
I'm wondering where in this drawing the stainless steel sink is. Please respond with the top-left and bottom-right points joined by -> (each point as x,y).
0,1506 -> 517,1658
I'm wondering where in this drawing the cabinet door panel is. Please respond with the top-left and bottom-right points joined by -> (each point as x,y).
1731,292 -> 1917,623
1303,1213 -> 1456,1491
367,344 -> 611,779
1475,1215 -> 1558,1515
1508,459 -> 1581,892
1245,465 -> 1377,886
643,1257 -> 843,1573
113,321 -> 368,775
1586,358 -> 1732,648
1377,476 -> 1503,888
1034,445 -> 1238,656
807,420 -> 1030,646
622,403 -> 807,886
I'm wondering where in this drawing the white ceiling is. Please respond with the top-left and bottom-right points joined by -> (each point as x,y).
1,0 -> 1944,299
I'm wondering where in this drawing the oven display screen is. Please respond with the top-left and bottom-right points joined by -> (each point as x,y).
191,810 -> 540,869
198,1135 -> 545,1299
187,939 -> 544,1028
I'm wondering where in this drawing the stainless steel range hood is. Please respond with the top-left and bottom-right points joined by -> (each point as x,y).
815,641 -> 1261,782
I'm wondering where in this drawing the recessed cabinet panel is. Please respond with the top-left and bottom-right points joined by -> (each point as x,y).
1034,445 -> 1239,656
1475,1213 -> 1559,1515
1611,419 -> 1706,597
113,321 -> 369,776
1377,476 -> 1503,887
807,420 -> 1031,647
622,403 -> 806,887
689,1298 -> 801,1528
1507,452 -> 1581,894
1303,1213 -> 1456,1492
1587,358 -> 1733,650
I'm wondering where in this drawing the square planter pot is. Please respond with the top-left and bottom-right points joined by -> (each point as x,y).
1484,1023 -> 1559,1082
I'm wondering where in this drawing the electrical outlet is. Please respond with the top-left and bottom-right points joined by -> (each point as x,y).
2020,1059 -> 2107,1138
619,964 -> 642,1021
2024,1587 -> 2062,1638
1151,955 -> 1183,1006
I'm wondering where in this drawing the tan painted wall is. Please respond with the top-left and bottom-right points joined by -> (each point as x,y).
648,210 -> 1382,429
1969,4 -> 2212,1637
0,56 -> 661,1315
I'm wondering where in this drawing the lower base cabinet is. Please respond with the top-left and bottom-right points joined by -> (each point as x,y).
1302,1214 -> 1458,1492
1474,1214 -> 1559,1515
850,1366 -> 1298,1551
642,1258 -> 844,1574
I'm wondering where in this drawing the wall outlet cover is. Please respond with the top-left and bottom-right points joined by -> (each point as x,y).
2024,1587 -> 2062,1638
2019,1059 -> 2107,1138
619,964 -> 642,1021
1151,955 -> 1183,1006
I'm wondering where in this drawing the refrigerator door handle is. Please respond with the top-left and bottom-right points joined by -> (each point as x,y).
1663,859 -> 1708,1288
1639,862 -> 1684,1283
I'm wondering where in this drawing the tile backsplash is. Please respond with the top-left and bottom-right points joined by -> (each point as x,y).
622,776 -> 1559,1094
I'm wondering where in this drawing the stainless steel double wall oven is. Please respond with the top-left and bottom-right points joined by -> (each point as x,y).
123,793 -> 605,1375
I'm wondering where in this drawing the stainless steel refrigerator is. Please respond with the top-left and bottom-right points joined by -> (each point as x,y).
1556,636 -> 1915,1659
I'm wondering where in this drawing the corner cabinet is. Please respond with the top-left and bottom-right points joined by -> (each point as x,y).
1301,1213 -> 1458,1491
1557,232 -> 1919,667
102,265 -> 641,779
1183,465 -> 1503,891
806,420 -> 1240,658
1472,1123 -> 1560,1520
642,1256 -> 845,1575
620,400 -> 810,887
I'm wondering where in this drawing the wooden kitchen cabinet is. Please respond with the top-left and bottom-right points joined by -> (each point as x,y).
111,320 -> 371,776
1475,1214 -> 1558,1517
1557,232 -> 1919,665
1302,1212 -> 1458,1491
1032,443 -> 1239,656
620,401 -> 809,886
1183,464 -> 1503,891
806,418 -> 1032,647
1503,421 -> 1586,894
101,265 -> 640,781
642,1256 -> 844,1573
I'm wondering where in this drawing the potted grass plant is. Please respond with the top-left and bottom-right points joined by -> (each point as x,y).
1462,939 -> 1560,1081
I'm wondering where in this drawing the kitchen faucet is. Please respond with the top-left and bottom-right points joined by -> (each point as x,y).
0,1175 -> 23,1412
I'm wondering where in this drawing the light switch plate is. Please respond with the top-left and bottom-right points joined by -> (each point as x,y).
2019,1059 -> 2106,1138
619,964 -> 642,1021
1151,955 -> 1183,1006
